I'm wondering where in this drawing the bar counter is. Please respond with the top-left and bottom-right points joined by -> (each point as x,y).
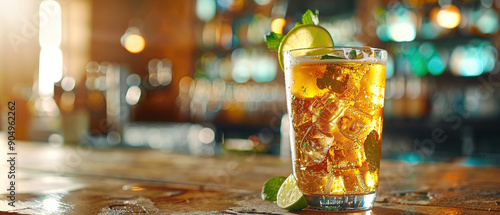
1,141 -> 499,214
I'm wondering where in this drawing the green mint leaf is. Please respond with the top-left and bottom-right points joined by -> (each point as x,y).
264,32 -> 284,51
295,9 -> 319,27
348,50 -> 357,59
302,9 -> 319,25
364,130 -> 381,172
316,66 -> 349,94
301,86 -> 308,94
321,55 -> 346,60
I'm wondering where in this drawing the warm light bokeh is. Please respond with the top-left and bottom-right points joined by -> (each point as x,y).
436,5 -> 461,29
271,18 -> 286,34
124,34 -> 146,54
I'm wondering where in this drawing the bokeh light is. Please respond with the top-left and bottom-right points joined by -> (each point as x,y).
196,0 -> 216,21
376,24 -> 390,42
199,127 -> 215,144
252,57 -> 277,82
476,8 -> 499,34
389,22 -> 416,42
386,55 -> 394,79
421,18 -> 441,39
449,42 -> 497,76
436,5 -> 461,29
386,9 -> 417,42
124,34 -> 145,54
271,18 -> 286,34
254,0 -> 271,5
126,86 -> 142,105
39,0 -> 63,97
60,91 -> 75,112
216,23 -> 233,50
428,56 -> 445,75
460,57 -> 482,76
61,76 -> 76,91
126,74 -> 141,87
216,0 -> 244,12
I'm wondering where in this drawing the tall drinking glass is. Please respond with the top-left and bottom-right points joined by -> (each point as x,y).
284,47 -> 387,211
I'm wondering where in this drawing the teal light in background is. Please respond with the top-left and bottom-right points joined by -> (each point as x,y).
476,8 -> 499,34
376,24 -> 390,42
216,0 -> 230,11
479,42 -> 497,72
386,55 -> 394,79
411,58 -> 428,76
232,59 -> 251,83
386,8 -> 417,42
421,18 -> 441,39
196,0 -> 216,21
451,43 -> 497,76
389,21 -> 416,42
254,0 -> 271,5
252,57 -> 277,83
428,56 -> 445,76
408,50 -> 427,77
460,57 -> 483,76
419,43 -> 435,59
399,153 -> 422,165
460,46 -> 483,76
396,57 -> 413,76
231,34 -> 239,50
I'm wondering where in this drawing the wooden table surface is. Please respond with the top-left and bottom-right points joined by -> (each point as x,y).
1,141 -> 499,214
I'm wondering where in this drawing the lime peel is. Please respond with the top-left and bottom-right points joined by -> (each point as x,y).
278,25 -> 334,70
277,174 -> 308,211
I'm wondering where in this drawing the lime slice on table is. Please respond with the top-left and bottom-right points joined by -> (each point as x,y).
278,25 -> 334,70
277,174 -> 308,211
261,176 -> 286,201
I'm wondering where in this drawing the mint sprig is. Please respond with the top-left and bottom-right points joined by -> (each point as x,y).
364,131 -> 381,172
265,32 -> 284,51
295,9 -> 319,27
265,9 -> 320,51
321,55 -> 345,60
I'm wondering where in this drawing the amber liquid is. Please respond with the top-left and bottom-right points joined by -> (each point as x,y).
286,59 -> 385,196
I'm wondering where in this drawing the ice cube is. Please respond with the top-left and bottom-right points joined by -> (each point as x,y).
361,46 -> 374,58
357,66 -> 385,105
314,117 -> 335,137
337,107 -> 373,141
365,171 -> 378,190
327,146 -> 364,170
291,98 -> 314,128
296,126 -> 334,167
354,100 -> 378,116
323,174 -> 345,194
341,168 -> 370,193
308,96 -> 327,117
357,172 -> 369,191
322,98 -> 350,120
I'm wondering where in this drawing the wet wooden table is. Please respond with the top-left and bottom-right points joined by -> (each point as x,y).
1,141 -> 499,214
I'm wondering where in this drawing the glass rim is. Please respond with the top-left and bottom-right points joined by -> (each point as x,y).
285,46 -> 388,62
286,46 -> 387,54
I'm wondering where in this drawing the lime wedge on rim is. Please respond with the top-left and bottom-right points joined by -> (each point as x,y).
277,174 -> 308,211
278,25 -> 334,70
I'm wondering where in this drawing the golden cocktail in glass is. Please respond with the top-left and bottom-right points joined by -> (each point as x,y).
284,47 -> 387,211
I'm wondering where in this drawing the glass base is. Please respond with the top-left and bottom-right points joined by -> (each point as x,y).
304,191 -> 377,211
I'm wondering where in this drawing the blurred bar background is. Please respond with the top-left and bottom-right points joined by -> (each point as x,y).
1,0 -> 499,164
